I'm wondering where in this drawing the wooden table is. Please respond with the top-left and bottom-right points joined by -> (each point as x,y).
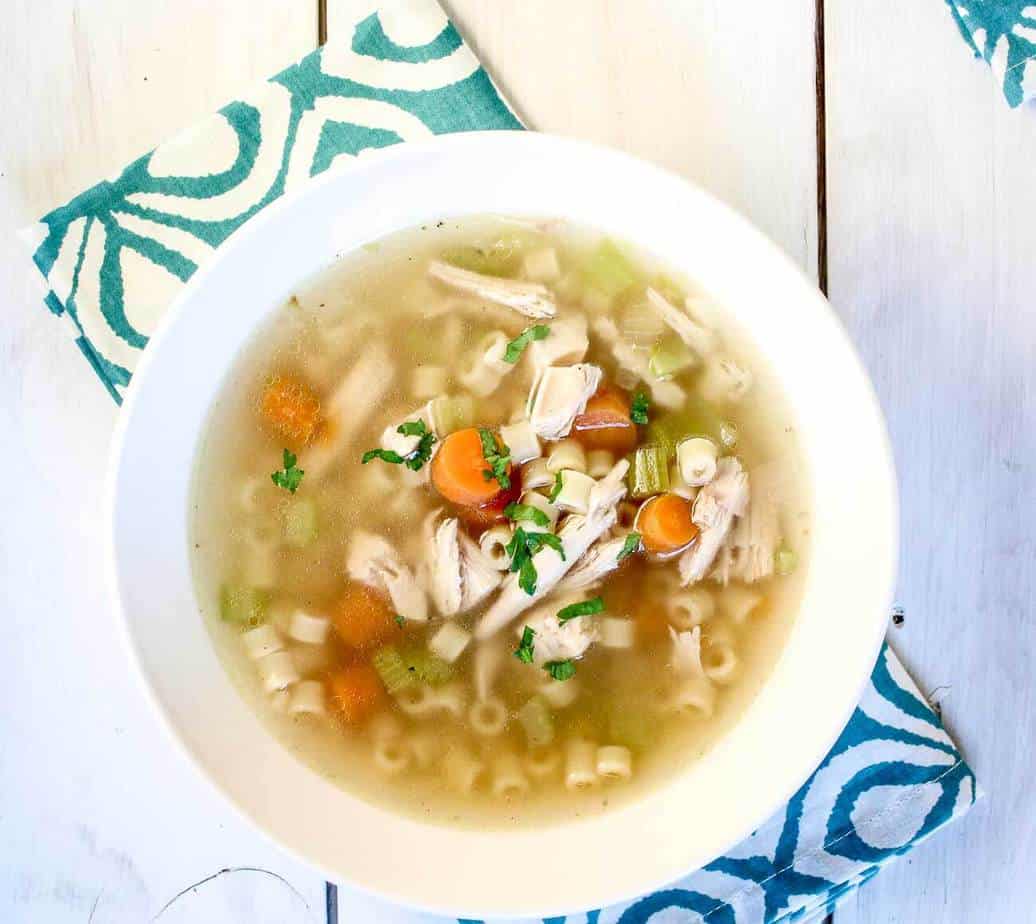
1,1 -> 1032,921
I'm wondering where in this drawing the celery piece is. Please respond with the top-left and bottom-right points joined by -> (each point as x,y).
774,545 -> 799,576
430,394 -> 475,435
372,645 -> 415,694
283,497 -> 318,548
649,335 -> 696,379
441,234 -> 537,278
579,240 -> 639,302
219,584 -> 268,627
651,273 -> 687,307
517,695 -> 555,749
645,397 -> 724,459
402,647 -> 453,686
628,444 -> 670,499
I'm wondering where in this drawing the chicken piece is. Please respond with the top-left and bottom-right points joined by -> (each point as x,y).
517,601 -> 599,666
428,260 -> 557,319
304,343 -> 394,479
379,404 -> 437,459
679,457 -> 749,585
476,461 -> 629,638
711,463 -> 779,584
528,316 -> 588,370
699,357 -> 754,404
346,530 -> 428,622
559,533 -> 631,593
645,287 -> 717,358
423,511 -> 504,617
666,625 -> 716,716
590,318 -> 686,411
526,363 -> 603,441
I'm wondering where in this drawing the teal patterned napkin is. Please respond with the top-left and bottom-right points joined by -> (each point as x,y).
946,0 -> 1036,106
19,2 -> 978,921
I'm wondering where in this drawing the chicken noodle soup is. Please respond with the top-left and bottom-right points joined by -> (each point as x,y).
191,217 -> 811,827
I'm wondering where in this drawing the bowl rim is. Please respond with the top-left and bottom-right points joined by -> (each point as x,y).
106,129 -> 899,919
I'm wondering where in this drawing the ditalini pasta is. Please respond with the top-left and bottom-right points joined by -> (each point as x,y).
193,216 -> 809,827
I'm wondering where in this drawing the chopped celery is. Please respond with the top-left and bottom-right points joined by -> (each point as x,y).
651,273 -> 687,306
430,394 -> 475,435
441,234 -> 538,278
649,335 -> 696,379
774,545 -> 799,576
579,240 -> 639,302
372,645 -> 415,694
219,584 -> 268,627
719,420 -> 739,449
283,497 -> 318,548
401,647 -> 453,686
628,444 -> 670,499
517,695 -> 555,748
645,397 -> 724,459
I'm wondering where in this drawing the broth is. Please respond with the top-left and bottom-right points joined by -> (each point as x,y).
190,216 -> 811,827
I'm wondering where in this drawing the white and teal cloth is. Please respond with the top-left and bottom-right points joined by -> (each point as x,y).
946,0 -> 1036,106
20,2 -> 977,921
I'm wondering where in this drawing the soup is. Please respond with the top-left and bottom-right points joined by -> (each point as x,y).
191,217 -> 810,827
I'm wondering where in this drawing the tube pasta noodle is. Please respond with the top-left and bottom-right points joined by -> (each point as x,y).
459,331 -> 511,396
288,680 -> 326,716
720,584 -> 763,624
546,438 -> 587,473
430,682 -> 468,718
668,588 -> 715,630
372,735 -> 411,776
409,729 -> 445,768
564,737 -> 599,790
242,624 -> 283,660
287,609 -> 330,645
520,490 -> 560,529
596,745 -> 633,781
702,639 -> 738,684
479,525 -> 512,570
290,643 -> 333,677
538,679 -> 580,709
599,616 -> 635,649
443,745 -> 483,793
395,684 -> 438,717
524,747 -> 561,780
521,457 -> 553,490
256,650 -> 299,692
586,449 -> 615,478
491,752 -> 531,797
469,697 -> 509,736
369,711 -> 405,745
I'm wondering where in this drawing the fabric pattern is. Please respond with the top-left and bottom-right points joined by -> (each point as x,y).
946,0 -> 1036,106
20,2 -> 977,920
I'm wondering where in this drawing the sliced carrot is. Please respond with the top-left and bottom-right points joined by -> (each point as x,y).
260,375 -> 322,445
637,493 -> 699,554
431,428 -> 512,508
327,663 -> 385,724
330,581 -> 400,651
571,385 -> 638,454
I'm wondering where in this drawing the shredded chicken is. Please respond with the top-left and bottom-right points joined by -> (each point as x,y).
518,601 -> 599,666
645,287 -> 716,358
528,316 -> 588,369
679,457 -> 750,585
526,363 -> 602,440
590,318 -> 686,410
559,533 -> 631,593
700,357 -> 753,404
475,460 -> 629,638
666,625 -> 716,716
423,511 -> 503,617
346,530 -> 428,622
711,464 -> 779,584
427,260 -> 557,319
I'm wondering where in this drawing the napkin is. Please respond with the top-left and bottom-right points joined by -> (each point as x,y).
946,0 -> 1036,106
19,2 -> 978,921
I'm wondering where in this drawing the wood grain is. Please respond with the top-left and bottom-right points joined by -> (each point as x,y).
825,1 -> 1036,920
0,3 -> 327,922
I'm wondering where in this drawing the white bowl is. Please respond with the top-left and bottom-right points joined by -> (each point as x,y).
107,131 -> 897,919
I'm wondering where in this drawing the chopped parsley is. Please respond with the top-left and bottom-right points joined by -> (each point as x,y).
503,324 -> 551,363
478,427 -> 512,490
361,419 -> 437,472
617,531 -> 643,562
506,527 -> 566,596
556,597 -> 605,623
630,390 -> 651,425
545,660 -> 577,682
394,614 -> 406,628
271,449 -> 305,494
514,625 -> 536,663
548,470 -> 564,503
504,502 -> 550,529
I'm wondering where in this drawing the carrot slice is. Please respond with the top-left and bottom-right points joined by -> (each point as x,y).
572,385 -> 638,454
327,663 -> 385,724
637,493 -> 699,554
330,581 -> 399,651
260,375 -> 322,445
431,428 -> 512,507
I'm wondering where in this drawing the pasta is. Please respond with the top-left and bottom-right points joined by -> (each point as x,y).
443,745 -> 483,793
523,747 -> 561,780
469,697 -> 509,736
546,438 -> 587,474
599,616 -> 636,649
373,736 -> 411,776
491,752 -> 531,797
286,609 -> 330,645
586,449 -> 615,478
256,650 -> 299,693
242,624 -> 283,661
288,680 -> 327,716
596,745 -> 633,781
564,737 -> 599,790
478,524 -> 513,569
668,588 -> 716,630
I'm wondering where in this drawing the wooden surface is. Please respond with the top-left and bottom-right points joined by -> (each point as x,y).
0,0 -> 1032,921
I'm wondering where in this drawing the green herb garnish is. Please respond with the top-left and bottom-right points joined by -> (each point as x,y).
478,427 -> 512,490
548,470 -> 564,503
617,531 -> 642,562
361,419 -> 437,471
514,625 -> 536,663
545,660 -> 577,681
504,502 -> 550,528
394,614 -> 406,628
506,527 -> 566,596
271,449 -> 305,494
557,597 -> 605,623
503,324 -> 550,363
631,390 -> 651,425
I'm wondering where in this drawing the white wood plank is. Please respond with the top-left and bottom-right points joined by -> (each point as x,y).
826,1 -> 1036,921
0,2 -> 327,922
328,0 -> 820,278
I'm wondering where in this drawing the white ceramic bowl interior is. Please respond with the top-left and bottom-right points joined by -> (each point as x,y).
108,131 -> 897,919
